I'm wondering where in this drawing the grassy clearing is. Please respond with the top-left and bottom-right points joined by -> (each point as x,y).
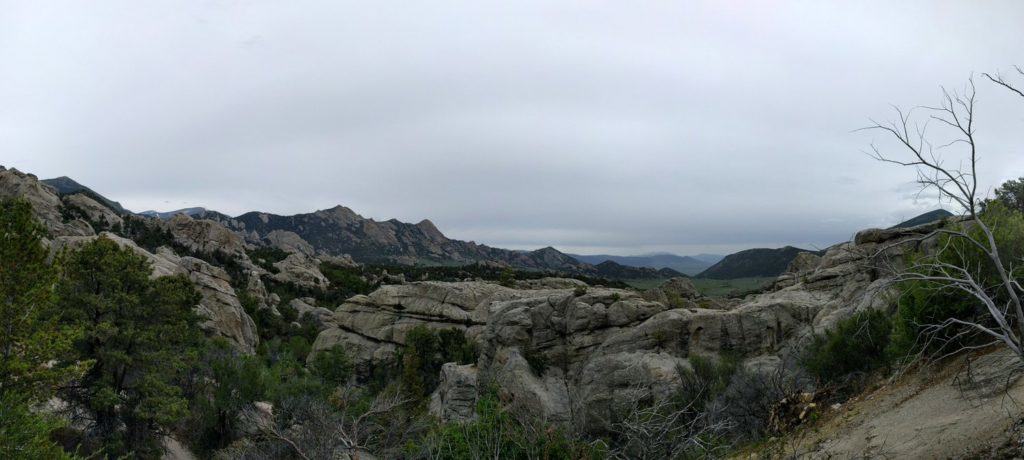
692,277 -> 774,297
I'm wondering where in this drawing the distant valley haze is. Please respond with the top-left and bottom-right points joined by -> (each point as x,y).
3,1 -> 1024,256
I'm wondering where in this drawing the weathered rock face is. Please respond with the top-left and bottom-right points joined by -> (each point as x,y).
0,166 -> 94,237
52,233 -> 259,355
271,253 -> 330,290
177,256 -> 260,355
63,193 -> 123,229
310,282 -> 528,367
642,277 -> 701,307
263,230 -> 316,257
288,297 -> 335,331
428,363 -> 479,423
165,214 -> 248,258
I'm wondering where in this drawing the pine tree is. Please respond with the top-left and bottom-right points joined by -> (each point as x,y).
58,237 -> 205,458
0,199 -> 81,459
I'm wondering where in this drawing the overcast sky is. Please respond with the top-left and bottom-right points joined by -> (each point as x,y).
2,1 -> 1023,255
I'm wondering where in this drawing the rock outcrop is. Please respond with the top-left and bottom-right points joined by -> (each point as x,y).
288,297 -> 335,330
642,276 -> 701,307
63,193 -> 123,228
429,363 -> 479,422
0,166 -> 94,237
264,230 -> 316,257
165,214 -> 248,258
271,252 -> 330,289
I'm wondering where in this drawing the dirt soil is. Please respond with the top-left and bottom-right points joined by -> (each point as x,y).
743,348 -> 1024,458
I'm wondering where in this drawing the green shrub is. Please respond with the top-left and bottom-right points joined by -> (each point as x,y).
413,388 -> 604,459
887,279 -> 976,360
802,309 -> 892,384
311,345 -> 354,387
680,353 -> 739,410
399,326 -> 479,398
248,247 -> 289,273
574,285 -> 588,297
188,343 -> 273,453
888,203 -> 1024,360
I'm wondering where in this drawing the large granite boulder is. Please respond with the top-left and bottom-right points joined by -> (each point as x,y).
642,277 -> 701,307
429,363 -> 479,423
271,252 -> 330,290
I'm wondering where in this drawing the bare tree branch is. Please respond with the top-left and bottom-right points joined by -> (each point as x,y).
864,70 -> 1024,365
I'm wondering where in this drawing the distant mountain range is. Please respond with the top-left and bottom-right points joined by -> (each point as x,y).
36,174 -> 953,283
567,253 -> 718,276
138,207 -> 209,219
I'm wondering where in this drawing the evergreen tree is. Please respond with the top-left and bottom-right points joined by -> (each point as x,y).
0,199 -> 81,399
0,199 -> 81,459
58,237 -> 205,458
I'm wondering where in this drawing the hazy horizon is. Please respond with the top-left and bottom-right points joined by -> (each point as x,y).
4,1 -> 1023,256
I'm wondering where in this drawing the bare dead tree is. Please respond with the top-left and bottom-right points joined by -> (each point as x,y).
234,386 -> 416,460
604,384 -> 735,460
861,73 -> 1024,362
330,384 -> 416,455
984,65 -> 1024,100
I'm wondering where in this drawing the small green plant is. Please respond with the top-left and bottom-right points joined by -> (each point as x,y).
610,293 -> 622,302
574,285 -> 588,297
802,309 -> 892,385
413,387 -> 604,459
311,345 -> 354,387
398,326 -> 479,398
680,353 -> 739,410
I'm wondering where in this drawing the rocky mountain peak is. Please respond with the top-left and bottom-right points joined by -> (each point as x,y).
314,204 -> 364,226
416,219 -> 448,242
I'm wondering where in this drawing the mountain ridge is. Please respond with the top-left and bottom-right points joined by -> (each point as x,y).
567,253 -> 713,276
696,245 -> 821,279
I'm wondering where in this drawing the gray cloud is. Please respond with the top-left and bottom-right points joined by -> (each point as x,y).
2,0 -> 1023,255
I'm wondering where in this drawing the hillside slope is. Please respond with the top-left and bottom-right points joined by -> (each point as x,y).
772,347 -> 1024,458
41,176 -> 127,214
696,246 -> 819,279
890,209 -> 954,229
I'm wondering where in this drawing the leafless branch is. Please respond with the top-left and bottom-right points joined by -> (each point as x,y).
863,71 -> 1024,365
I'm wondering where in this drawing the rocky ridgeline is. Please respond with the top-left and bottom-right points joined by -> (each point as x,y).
0,166 -> 345,355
